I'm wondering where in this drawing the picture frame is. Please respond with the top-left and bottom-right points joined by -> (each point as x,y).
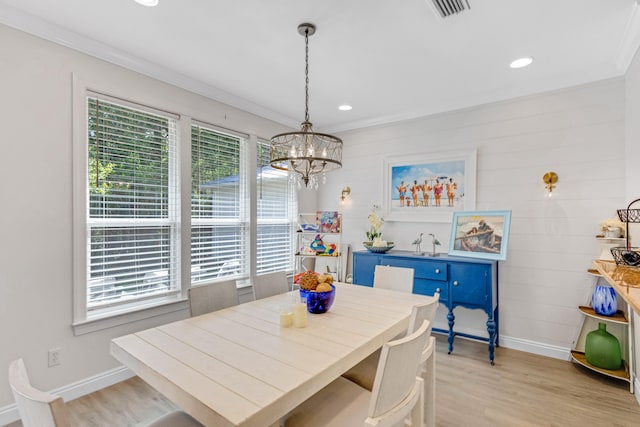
382,149 -> 477,222
448,210 -> 512,261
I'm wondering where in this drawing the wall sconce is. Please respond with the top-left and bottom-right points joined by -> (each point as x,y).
542,171 -> 558,197
340,186 -> 351,204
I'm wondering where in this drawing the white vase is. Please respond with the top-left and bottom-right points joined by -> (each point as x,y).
604,227 -> 621,238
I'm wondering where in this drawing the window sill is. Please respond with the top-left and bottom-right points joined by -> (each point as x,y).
72,297 -> 189,336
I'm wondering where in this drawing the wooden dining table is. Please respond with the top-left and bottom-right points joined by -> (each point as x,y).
110,282 -> 436,427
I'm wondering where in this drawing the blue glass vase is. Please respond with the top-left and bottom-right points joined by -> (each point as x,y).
591,284 -> 617,316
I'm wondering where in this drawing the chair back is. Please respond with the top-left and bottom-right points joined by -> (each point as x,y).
373,265 -> 414,293
253,271 -> 289,300
368,320 -> 429,424
9,359 -> 70,427
188,280 -> 239,317
407,293 -> 440,427
408,290 -> 440,336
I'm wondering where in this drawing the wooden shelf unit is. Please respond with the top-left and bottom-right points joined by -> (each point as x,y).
570,350 -> 630,381
570,269 -> 633,391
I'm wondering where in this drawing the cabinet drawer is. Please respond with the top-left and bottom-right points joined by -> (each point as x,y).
384,258 -> 448,282
414,278 -> 448,301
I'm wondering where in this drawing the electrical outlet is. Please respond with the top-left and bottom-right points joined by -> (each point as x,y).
48,348 -> 60,367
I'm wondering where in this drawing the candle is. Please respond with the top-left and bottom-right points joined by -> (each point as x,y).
280,310 -> 293,328
293,301 -> 308,328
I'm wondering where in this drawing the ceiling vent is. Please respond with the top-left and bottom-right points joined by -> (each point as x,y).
428,0 -> 470,18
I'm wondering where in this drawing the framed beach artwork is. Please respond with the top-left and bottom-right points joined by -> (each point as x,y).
448,210 -> 512,261
382,149 -> 477,222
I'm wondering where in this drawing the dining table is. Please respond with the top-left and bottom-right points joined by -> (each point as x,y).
110,282 -> 436,427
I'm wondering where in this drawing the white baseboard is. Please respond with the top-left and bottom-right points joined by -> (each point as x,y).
499,335 -> 571,361
433,326 -> 571,361
0,365 -> 134,426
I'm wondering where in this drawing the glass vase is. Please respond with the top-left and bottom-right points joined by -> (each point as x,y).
585,322 -> 622,370
591,284 -> 617,316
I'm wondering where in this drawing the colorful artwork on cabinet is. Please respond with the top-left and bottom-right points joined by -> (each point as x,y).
448,210 -> 512,261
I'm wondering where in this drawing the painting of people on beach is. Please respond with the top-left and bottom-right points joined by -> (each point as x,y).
448,210 -> 512,261
383,150 -> 476,222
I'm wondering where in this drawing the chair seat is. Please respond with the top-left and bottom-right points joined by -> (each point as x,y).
341,348 -> 380,392
142,410 -> 203,427
283,377 -> 370,426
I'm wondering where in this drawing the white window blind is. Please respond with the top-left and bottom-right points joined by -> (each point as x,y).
256,140 -> 296,274
87,96 -> 179,311
191,123 -> 248,283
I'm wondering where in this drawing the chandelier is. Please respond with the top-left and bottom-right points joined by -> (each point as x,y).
269,23 -> 343,190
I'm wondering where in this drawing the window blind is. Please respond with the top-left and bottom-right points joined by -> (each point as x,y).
87,96 -> 179,310
256,141 -> 296,274
191,124 -> 248,283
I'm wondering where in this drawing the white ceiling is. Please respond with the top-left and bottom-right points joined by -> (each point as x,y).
1,0 -> 640,133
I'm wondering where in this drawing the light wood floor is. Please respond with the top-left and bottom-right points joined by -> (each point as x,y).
6,335 -> 640,426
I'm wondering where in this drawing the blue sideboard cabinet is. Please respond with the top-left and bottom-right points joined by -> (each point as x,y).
352,250 -> 499,364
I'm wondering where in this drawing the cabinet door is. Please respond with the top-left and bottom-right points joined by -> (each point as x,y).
449,263 -> 490,308
353,252 -> 379,286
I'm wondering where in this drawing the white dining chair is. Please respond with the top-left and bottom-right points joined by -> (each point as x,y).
282,320 -> 429,427
253,270 -> 289,300
373,265 -> 414,292
342,292 -> 440,427
9,358 -> 203,427
188,279 -> 239,317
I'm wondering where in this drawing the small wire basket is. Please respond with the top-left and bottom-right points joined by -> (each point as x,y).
610,247 -> 640,267
616,208 -> 640,223
611,198 -> 640,267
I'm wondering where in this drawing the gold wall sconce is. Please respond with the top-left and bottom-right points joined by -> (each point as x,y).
542,171 -> 558,197
340,186 -> 351,204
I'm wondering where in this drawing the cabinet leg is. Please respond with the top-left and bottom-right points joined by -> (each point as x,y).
447,310 -> 455,354
487,318 -> 496,365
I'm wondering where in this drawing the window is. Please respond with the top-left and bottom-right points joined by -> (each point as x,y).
191,123 -> 249,283
86,95 -> 179,314
73,83 -> 298,332
256,140 -> 296,274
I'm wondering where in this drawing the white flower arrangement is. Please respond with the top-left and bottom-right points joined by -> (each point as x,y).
600,217 -> 625,237
366,205 -> 384,242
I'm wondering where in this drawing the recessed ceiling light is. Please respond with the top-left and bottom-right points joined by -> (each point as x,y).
134,0 -> 159,6
510,57 -> 534,69
338,105 -> 352,111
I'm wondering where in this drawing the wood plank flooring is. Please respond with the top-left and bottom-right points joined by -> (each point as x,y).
5,334 -> 640,426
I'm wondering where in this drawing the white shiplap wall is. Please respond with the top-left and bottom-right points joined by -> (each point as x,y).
318,78 -> 626,358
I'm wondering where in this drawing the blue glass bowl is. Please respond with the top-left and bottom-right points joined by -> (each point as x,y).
300,285 -> 336,314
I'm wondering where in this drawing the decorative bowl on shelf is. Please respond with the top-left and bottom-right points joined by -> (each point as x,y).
363,241 -> 395,253
300,285 -> 336,314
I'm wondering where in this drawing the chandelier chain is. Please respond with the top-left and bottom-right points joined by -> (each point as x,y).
304,28 -> 310,123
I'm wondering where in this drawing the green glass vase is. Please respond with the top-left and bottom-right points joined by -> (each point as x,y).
585,322 -> 622,370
